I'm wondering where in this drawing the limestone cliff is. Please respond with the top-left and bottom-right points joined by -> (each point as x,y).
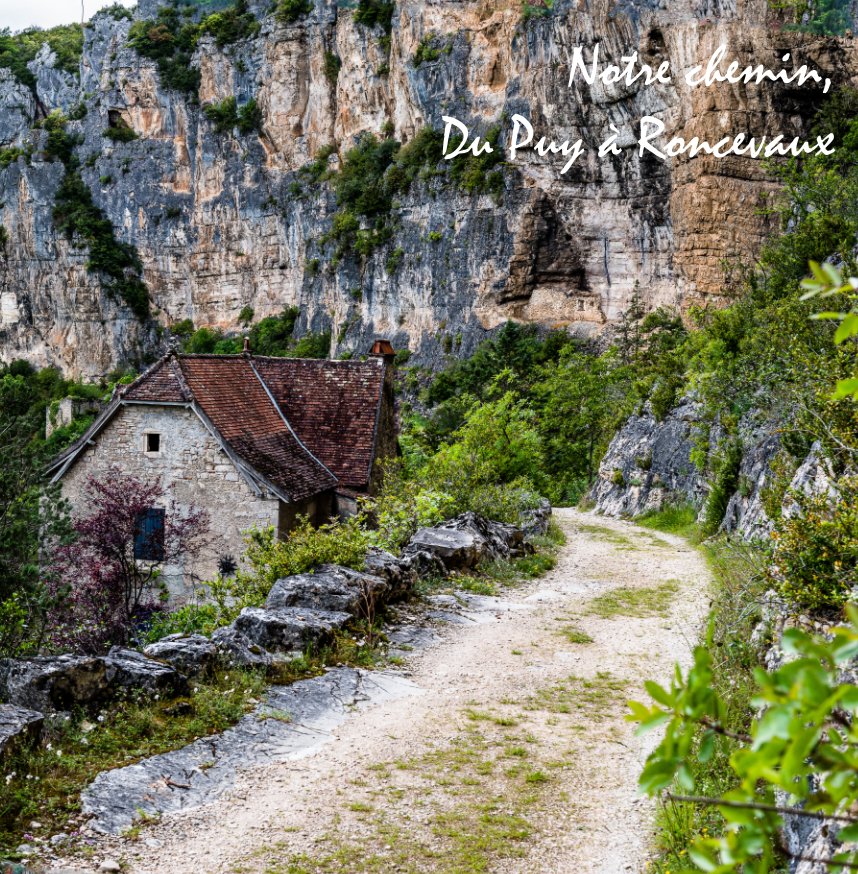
1,0 -> 856,377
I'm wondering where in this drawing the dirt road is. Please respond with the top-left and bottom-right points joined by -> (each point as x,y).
79,509 -> 709,874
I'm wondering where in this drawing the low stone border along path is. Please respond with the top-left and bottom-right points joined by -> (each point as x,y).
57,508 -> 710,874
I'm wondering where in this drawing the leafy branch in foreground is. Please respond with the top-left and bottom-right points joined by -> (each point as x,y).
800,261 -> 858,401
630,612 -> 858,872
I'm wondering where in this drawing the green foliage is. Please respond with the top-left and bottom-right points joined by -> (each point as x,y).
211,518 -> 370,619
412,32 -> 453,66
238,305 -> 255,326
769,0 -> 851,34
353,0 -> 395,33
0,363 -> 112,655
323,50 -> 341,84
275,0 -> 313,23
41,112 -> 150,320
199,0 -> 260,46
249,307 -> 300,354
701,439 -> 742,537
128,5 -> 203,95
178,308 -> 330,358
203,95 -> 262,135
141,603 -> 221,643
769,476 -> 858,612
0,667 -> 267,848
290,329 -> 331,359
103,118 -> 138,143
0,146 -> 31,169
634,608 -> 858,872
95,3 -> 134,21
521,0 -> 555,22
636,504 -> 699,540
0,23 -> 83,89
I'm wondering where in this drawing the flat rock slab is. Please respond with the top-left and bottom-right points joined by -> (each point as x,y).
426,592 -> 531,626
81,667 -> 420,835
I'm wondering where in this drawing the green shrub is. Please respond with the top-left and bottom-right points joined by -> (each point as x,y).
200,0 -> 260,46
354,0 -> 395,32
0,23 -> 83,89
203,96 -> 238,132
324,50 -> 341,84
412,33 -> 452,66
769,476 -> 858,612
0,146 -> 30,169
701,439 -> 742,536
385,246 -> 404,274
47,114 -> 150,320
238,98 -> 262,134
127,7 -> 203,95
103,119 -> 138,142
96,3 -> 133,21
142,603 -> 221,643
211,517 -> 370,618
521,0 -> 554,22
291,329 -> 331,359
276,0 -> 313,23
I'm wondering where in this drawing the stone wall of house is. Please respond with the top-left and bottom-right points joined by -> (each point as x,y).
59,404 -> 281,600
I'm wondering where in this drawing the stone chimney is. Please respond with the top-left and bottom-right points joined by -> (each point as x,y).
369,339 -> 396,364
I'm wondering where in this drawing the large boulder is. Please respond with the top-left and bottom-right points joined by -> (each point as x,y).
364,548 -> 417,598
234,607 -> 351,654
266,565 -> 389,617
403,526 -> 483,570
0,655 -> 110,713
521,499 -> 552,537
0,704 -> 44,759
104,648 -> 188,698
143,634 -> 218,678
210,626 -> 273,670
402,512 -> 531,572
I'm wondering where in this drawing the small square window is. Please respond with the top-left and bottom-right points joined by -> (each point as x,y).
145,433 -> 161,454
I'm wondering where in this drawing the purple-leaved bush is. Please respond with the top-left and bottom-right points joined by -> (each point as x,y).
46,470 -> 209,654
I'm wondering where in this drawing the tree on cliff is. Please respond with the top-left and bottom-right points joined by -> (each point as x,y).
46,471 -> 210,654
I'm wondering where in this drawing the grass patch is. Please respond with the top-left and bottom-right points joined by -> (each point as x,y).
248,691 -> 580,874
575,523 -> 638,549
636,503 -> 700,541
587,580 -> 680,619
0,668 -> 267,850
560,626 -> 593,644
647,540 -> 764,873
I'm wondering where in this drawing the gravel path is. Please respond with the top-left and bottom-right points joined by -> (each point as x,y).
63,509 -> 710,874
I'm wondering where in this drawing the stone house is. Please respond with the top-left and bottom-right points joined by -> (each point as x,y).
47,342 -> 398,599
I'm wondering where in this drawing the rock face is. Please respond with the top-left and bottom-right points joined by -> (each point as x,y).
402,511 -> 532,571
590,397 -> 706,517
0,655 -> 111,713
0,704 -> 44,759
2,1 -> 857,378
266,565 -> 389,616
0,651 -> 186,713
143,634 -> 219,678
210,626 -> 274,669
233,606 -> 352,653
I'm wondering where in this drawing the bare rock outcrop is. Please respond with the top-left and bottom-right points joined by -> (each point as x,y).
590,397 -> 706,517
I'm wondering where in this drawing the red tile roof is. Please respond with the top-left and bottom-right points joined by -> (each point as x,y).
50,352 -> 390,502
176,356 -> 336,502
254,357 -> 386,489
